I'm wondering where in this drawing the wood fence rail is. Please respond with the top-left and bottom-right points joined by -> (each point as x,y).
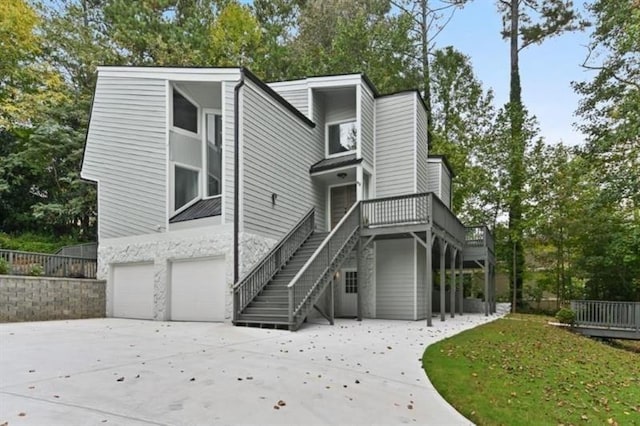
0,249 -> 97,279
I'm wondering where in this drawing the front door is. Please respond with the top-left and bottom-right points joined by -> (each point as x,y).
338,270 -> 358,317
330,184 -> 357,229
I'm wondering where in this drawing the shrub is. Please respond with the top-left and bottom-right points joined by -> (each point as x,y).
0,258 -> 9,275
28,264 -> 44,276
555,307 -> 576,325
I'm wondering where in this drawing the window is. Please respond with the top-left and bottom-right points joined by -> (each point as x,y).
174,165 -> 199,211
328,121 -> 357,155
173,89 -> 198,133
345,271 -> 358,294
206,113 -> 223,197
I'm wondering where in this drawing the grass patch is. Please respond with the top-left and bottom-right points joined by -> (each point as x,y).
0,232 -> 82,253
423,314 -> 640,425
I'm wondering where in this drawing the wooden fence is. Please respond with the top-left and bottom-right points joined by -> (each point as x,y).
0,249 -> 97,279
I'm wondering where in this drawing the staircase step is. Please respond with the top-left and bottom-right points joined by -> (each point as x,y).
238,313 -> 289,323
249,301 -> 288,308
243,307 -> 288,315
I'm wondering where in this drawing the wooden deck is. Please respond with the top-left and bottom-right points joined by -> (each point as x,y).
571,300 -> 640,340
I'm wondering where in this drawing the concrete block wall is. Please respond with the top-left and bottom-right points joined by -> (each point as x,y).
0,275 -> 106,322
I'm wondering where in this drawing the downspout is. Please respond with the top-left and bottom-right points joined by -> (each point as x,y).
234,70 -> 246,285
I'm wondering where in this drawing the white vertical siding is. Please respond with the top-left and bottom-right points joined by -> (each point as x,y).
240,80 -> 324,240
376,239 -> 415,320
416,95 -> 429,193
374,93 -> 416,197
361,85 -> 375,170
82,76 -> 167,239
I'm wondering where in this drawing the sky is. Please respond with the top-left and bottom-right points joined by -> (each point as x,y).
432,1 -> 593,146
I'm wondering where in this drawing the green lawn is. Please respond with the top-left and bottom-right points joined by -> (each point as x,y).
423,314 -> 640,425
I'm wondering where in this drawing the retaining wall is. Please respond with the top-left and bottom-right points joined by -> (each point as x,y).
0,275 -> 105,322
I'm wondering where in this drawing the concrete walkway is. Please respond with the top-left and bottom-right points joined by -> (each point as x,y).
1,311 -> 506,425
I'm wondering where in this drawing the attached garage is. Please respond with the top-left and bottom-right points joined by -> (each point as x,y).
170,257 -> 226,322
112,263 -> 155,319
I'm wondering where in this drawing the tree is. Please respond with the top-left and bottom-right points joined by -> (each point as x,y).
209,2 -> 263,67
428,47 -> 496,217
496,0 -> 584,306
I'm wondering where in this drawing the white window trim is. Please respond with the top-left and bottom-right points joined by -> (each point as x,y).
325,118 -> 358,159
171,161 -> 202,216
170,84 -> 201,137
202,108 -> 223,200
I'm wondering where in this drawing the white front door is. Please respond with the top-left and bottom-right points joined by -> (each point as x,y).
338,270 -> 358,317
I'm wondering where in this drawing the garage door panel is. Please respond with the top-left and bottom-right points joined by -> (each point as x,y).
170,257 -> 226,322
112,263 -> 154,319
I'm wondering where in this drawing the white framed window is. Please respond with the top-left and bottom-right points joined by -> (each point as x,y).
171,86 -> 200,135
345,271 -> 358,294
204,111 -> 223,198
326,120 -> 357,157
173,163 -> 200,213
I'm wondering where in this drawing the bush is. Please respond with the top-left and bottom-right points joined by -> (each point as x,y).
555,307 -> 576,325
28,264 -> 44,276
0,258 -> 9,274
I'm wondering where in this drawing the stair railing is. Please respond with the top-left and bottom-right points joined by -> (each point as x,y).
288,201 -> 361,330
233,208 -> 315,322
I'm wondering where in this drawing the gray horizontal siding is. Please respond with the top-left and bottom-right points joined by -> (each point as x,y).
374,94 -> 415,197
416,96 -> 428,193
376,239 -> 415,320
361,85 -> 375,170
427,161 -> 440,197
240,80 -> 323,240
416,242 -> 426,319
224,81 -> 237,222
82,75 -> 167,239
441,164 -> 452,209
269,85 -> 308,116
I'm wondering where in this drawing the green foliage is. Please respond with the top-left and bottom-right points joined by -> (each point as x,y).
423,315 -> 640,425
0,232 -> 81,253
28,264 -> 44,276
555,307 -> 576,325
0,258 -> 9,275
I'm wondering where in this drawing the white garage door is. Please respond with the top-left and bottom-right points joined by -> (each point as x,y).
170,257 -> 226,322
112,263 -> 155,319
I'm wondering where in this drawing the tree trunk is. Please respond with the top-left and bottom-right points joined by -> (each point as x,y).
508,0 -> 525,306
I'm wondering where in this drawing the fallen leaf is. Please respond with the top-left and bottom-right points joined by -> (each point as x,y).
189,378 -> 195,382
408,404 -> 413,410
277,400 -> 286,407
18,413 -> 26,417
273,405 -> 280,410
116,377 -> 124,382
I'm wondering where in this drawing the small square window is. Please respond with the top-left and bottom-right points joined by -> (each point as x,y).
328,121 -> 357,155
173,89 -> 198,133
345,271 -> 358,294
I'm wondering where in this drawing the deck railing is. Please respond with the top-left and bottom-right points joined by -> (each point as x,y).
55,242 -> 98,259
361,193 -> 430,227
571,300 -> 640,331
0,249 -> 98,279
233,208 -> 315,321
465,225 -> 495,252
288,202 -> 361,329
431,195 -> 466,246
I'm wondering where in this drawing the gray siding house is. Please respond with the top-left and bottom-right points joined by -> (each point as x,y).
82,67 -> 496,329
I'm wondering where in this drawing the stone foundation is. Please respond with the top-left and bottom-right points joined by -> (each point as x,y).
0,275 -> 105,322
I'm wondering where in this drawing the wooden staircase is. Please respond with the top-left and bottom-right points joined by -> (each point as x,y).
234,232 -> 328,328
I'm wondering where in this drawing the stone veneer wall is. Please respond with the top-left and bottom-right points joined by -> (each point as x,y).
98,224 -> 276,321
0,275 -> 105,322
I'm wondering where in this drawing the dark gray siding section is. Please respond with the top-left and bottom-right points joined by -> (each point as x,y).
376,239 -> 415,320
224,81 -> 237,222
240,80 -> 324,239
427,160 -> 440,196
361,85 -> 375,170
416,95 -> 428,193
416,242 -> 426,319
82,76 -> 167,239
441,164 -> 452,209
374,93 -> 415,197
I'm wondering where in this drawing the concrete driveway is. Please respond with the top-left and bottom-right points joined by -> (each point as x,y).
1,312 -> 503,425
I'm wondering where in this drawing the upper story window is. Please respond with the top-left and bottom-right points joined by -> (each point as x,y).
173,89 -> 198,134
327,121 -> 357,156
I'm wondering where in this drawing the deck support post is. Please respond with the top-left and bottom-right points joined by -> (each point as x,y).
426,228 -> 433,327
450,248 -> 457,318
439,238 -> 447,322
458,255 -> 464,315
330,276 -> 335,324
492,263 -> 497,314
484,253 -> 490,317
356,237 -> 363,321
